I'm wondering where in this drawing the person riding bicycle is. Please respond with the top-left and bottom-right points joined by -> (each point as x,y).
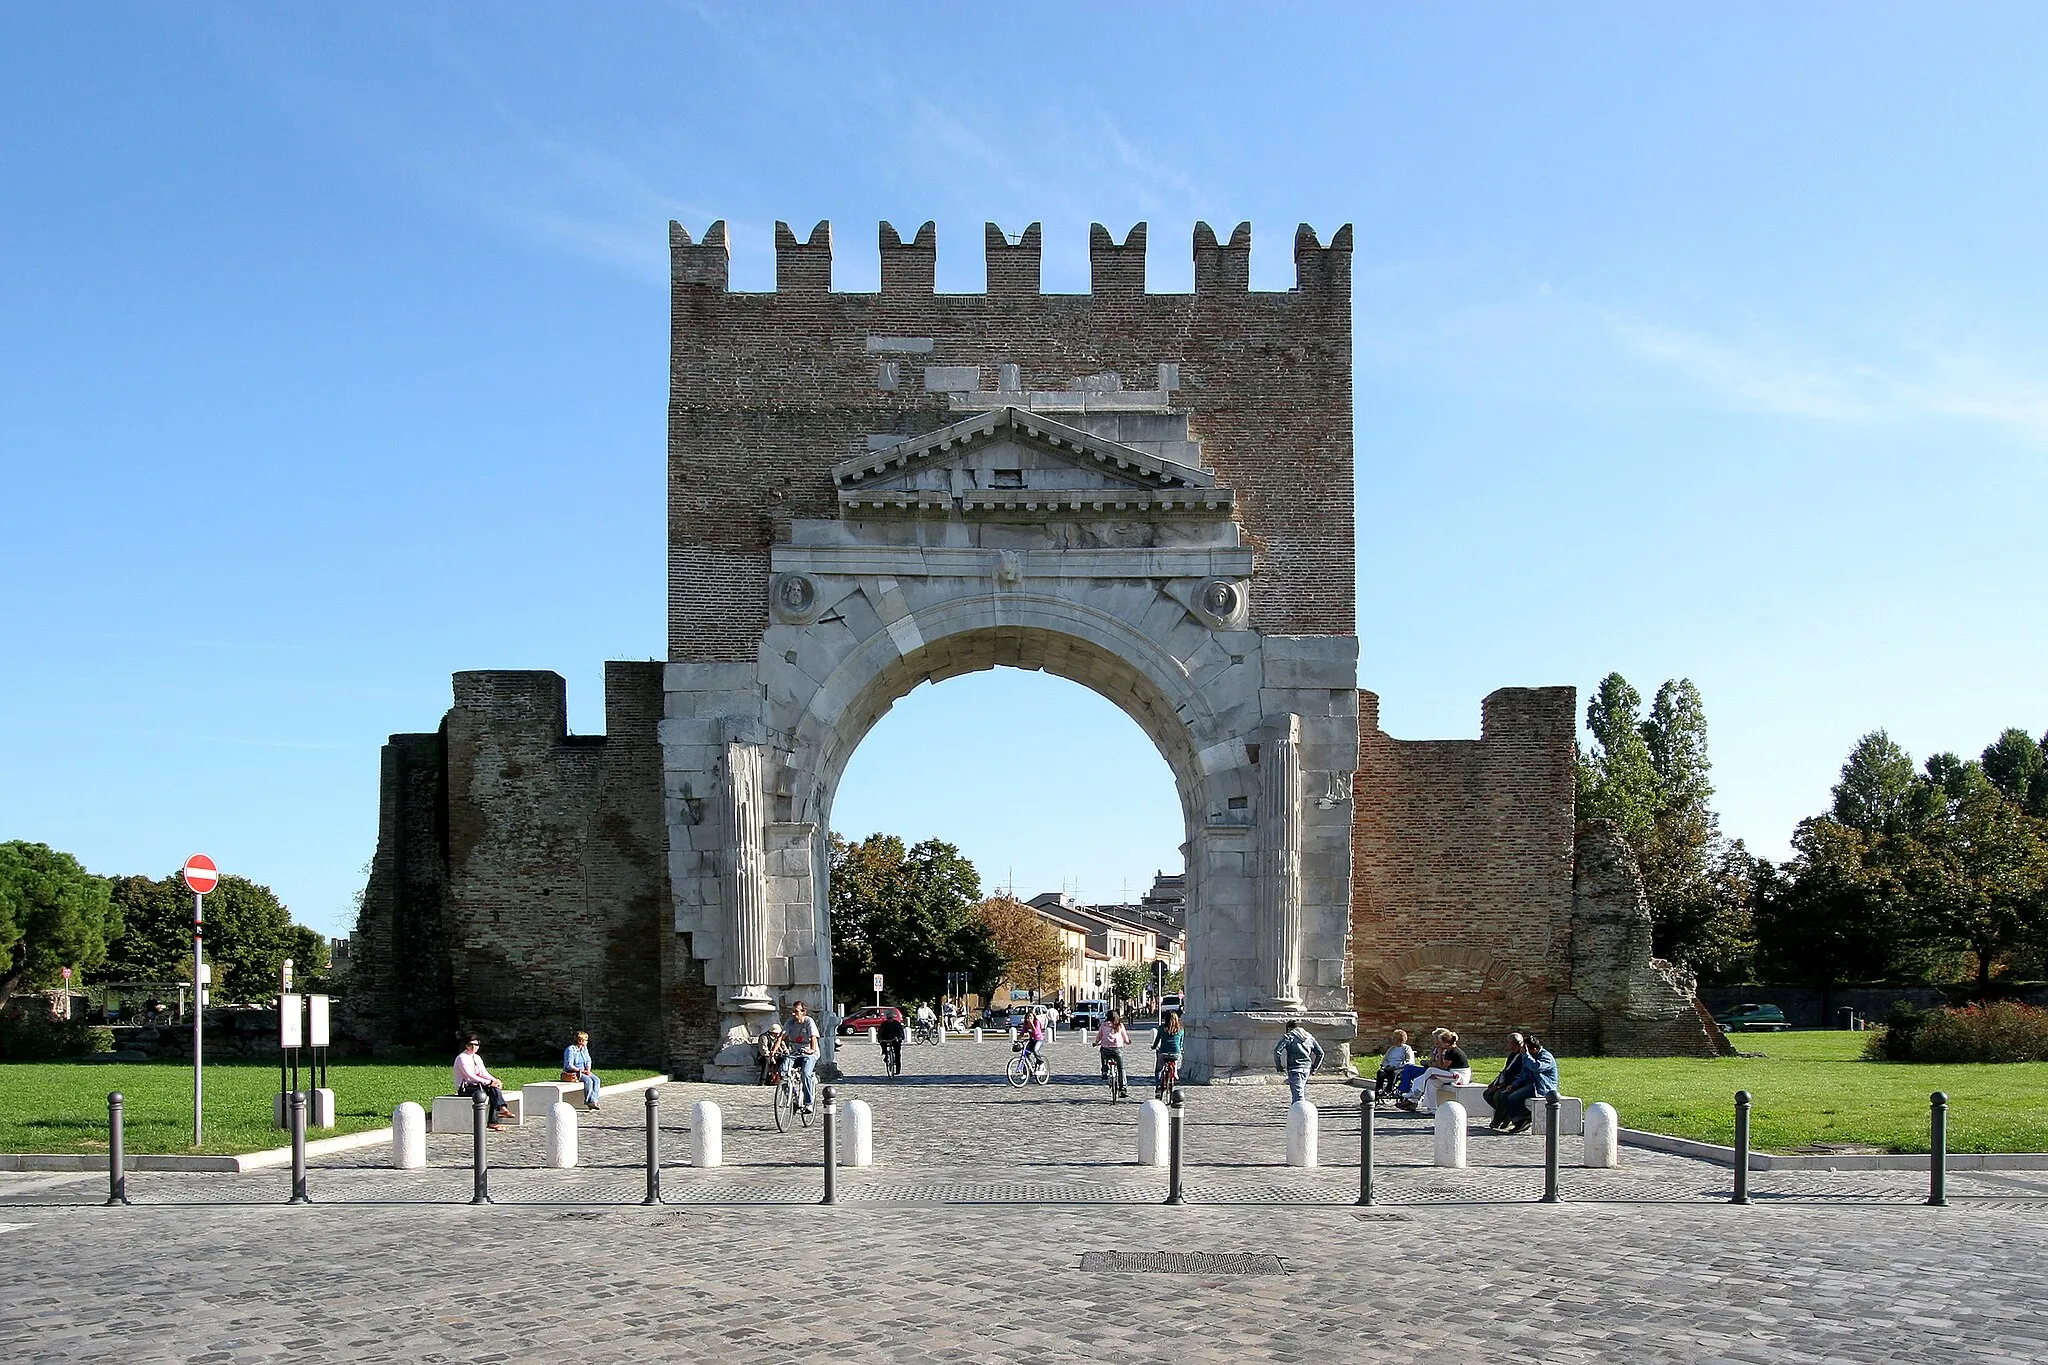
1095,1011 -> 1131,1095
875,1009 -> 905,1076
1022,1006 -> 1049,1070
1153,1010 -> 1185,1098
757,1022 -> 789,1086
784,1001 -> 821,1112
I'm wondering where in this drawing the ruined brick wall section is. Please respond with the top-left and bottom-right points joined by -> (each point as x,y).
1350,687 -> 1586,1051
667,220 -> 1355,660
437,665 -> 687,1065
343,731 -> 456,1052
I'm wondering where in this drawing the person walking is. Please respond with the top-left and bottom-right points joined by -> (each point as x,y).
453,1036 -> 514,1132
1273,1019 -> 1325,1104
562,1030 -> 603,1111
785,1001 -> 822,1112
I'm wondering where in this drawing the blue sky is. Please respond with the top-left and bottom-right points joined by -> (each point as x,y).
4,5 -> 2043,937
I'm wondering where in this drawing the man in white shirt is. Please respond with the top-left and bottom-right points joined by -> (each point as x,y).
453,1037 -> 513,1132
784,1002 -> 822,1111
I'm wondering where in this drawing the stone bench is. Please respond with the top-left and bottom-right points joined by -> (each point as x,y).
429,1090 -> 523,1132
1448,1083 -> 1583,1136
524,1080 -> 582,1114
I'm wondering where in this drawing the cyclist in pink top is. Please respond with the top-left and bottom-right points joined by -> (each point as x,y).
1095,1012 -> 1131,1098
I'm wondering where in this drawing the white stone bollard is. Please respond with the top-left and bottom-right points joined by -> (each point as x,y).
691,1100 -> 723,1168
973,1027 -> 983,1043
392,1102 -> 426,1170
1433,1101 -> 1468,1169
546,1101 -> 577,1169
1583,1102 -> 1620,1168
1007,1026 -> 1017,1043
932,1026 -> 945,1046
1286,1100 -> 1319,1167
841,1099 -> 873,1167
1137,1099 -> 1169,1167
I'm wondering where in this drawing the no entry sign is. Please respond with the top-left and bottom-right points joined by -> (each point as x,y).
182,854 -> 219,896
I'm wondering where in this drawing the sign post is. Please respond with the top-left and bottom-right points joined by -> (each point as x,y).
182,854 -> 218,1147
872,972 -> 883,1008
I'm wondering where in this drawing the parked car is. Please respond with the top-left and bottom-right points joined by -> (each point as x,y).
1714,1002 -> 1789,1032
1069,1000 -> 1110,1032
1159,993 -> 1184,1015
838,1006 -> 905,1036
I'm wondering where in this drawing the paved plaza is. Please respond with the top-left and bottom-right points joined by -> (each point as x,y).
5,1034 -> 2047,1363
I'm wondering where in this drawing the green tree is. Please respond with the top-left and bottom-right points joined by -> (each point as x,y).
1831,731 -> 1921,835
1108,963 -> 1151,1010
1753,818 -> 1918,1012
828,834 -> 1002,1004
102,871 -> 306,1002
1578,674 -> 1659,847
1895,788 -> 2048,997
0,842 -> 121,1011
1982,727 -> 2048,817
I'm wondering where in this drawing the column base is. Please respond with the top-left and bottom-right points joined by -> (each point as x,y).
1190,1010 -> 1357,1083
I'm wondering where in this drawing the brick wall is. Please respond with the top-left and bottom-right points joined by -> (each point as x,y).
350,663 -> 702,1067
667,219 -> 1356,658
1350,687 -> 1587,1052
343,731 -> 455,1052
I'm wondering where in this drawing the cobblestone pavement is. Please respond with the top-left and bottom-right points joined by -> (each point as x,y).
6,1036 -> 2047,1362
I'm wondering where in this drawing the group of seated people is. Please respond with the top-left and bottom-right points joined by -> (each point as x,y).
1373,1026 -> 1559,1133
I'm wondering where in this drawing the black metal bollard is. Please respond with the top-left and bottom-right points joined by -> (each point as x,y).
820,1083 -> 838,1206
288,1091 -> 311,1205
1164,1088 -> 1188,1206
1927,1091 -> 1948,1208
470,1090 -> 491,1205
106,1092 -> 129,1207
1355,1089 -> 1375,1206
1731,1090 -> 1751,1205
1541,1094 -> 1561,1203
643,1087 -> 662,1205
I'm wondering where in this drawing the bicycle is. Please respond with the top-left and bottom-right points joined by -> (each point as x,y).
1005,1046 -> 1050,1088
911,1019 -> 939,1046
879,1037 -> 903,1077
773,1057 -> 813,1132
1099,1048 -> 1129,1102
1154,1055 -> 1181,1102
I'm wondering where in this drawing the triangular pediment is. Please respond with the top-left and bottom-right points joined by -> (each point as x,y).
833,407 -> 1217,494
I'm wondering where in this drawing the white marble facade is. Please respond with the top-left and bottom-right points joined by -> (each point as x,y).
663,392 -> 1358,1081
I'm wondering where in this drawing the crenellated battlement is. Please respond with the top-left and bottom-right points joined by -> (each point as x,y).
668,219 -> 1353,297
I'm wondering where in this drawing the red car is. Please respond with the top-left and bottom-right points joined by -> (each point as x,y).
838,1006 -> 905,1036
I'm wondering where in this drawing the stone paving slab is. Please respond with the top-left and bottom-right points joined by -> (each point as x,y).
5,1038 -> 2046,1362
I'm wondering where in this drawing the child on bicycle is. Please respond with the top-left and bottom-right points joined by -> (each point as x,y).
1095,1011 -> 1131,1096
1022,1006 -> 1049,1065
1153,1010 -> 1184,1098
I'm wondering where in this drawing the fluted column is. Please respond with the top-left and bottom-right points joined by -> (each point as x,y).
1259,714 -> 1303,1008
719,740 -> 772,1009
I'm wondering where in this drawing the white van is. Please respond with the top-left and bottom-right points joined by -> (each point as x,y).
1070,999 -> 1110,1032
1158,993 -> 1184,1015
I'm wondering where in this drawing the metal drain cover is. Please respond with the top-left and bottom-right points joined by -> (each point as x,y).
1352,1211 -> 1410,1222
1079,1251 -> 1287,1275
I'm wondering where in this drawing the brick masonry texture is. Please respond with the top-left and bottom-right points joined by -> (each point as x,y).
666,219 -> 1356,659
348,663 -> 699,1066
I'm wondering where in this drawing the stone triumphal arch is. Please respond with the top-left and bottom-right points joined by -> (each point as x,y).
350,216 -> 1726,1078
663,223 -> 1364,1081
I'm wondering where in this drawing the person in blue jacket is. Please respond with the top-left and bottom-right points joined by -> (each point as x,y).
562,1031 -> 603,1111
1493,1034 -> 1560,1135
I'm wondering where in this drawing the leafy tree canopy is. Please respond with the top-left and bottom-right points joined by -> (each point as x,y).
828,833 -> 1001,1005
0,841 -> 121,1011
976,894 -> 1068,998
103,871 -> 316,1002
1831,731 -> 1921,835
1982,727 -> 2048,818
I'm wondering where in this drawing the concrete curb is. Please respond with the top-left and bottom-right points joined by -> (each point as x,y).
0,1074 -> 670,1174
1617,1127 -> 2048,1172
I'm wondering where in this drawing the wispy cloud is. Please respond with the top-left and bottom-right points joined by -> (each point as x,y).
1610,314 -> 2048,442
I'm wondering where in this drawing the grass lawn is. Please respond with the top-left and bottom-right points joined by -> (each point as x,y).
0,1060 -> 656,1157
1359,1031 -> 2048,1154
